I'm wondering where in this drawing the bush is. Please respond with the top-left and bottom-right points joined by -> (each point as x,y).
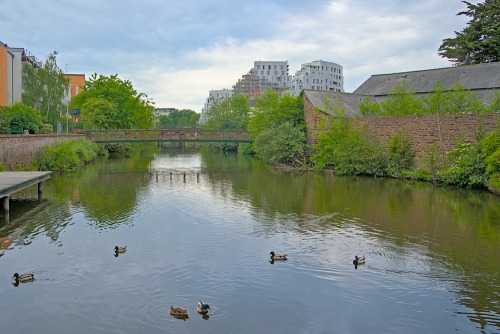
253,122 -> 307,165
37,139 -> 104,171
312,118 -> 388,176
481,129 -> 500,193
0,102 -> 43,133
387,131 -> 415,176
438,141 -> 486,188
38,124 -> 54,134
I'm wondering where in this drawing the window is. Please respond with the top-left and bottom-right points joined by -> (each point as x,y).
274,71 -> 278,75
257,65 -> 260,70
280,65 -> 284,70
274,65 -> 277,70
268,65 -> 271,70
267,71 -> 270,75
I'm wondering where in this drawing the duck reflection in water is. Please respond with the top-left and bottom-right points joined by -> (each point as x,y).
11,273 -> 35,287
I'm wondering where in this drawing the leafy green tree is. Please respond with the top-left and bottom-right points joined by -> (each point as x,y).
438,0 -> 500,65
379,81 -> 424,116
22,51 -> 69,121
157,109 -> 199,129
248,90 -> 307,163
71,73 -> 154,129
80,97 -> 119,129
423,81 -> 485,114
359,97 -> 381,116
253,121 -> 307,165
248,90 -> 304,135
486,90 -> 500,113
203,94 -> 249,130
0,103 -> 43,133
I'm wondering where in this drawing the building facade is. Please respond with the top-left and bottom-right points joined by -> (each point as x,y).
64,74 -> 85,100
253,60 -> 291,90
154,107 -> 176,118
0,42 -> 42,106
290,60 -> 344,96
200,89 -> 233,124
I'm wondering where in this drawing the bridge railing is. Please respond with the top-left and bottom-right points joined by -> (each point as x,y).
78,129 -> 252,143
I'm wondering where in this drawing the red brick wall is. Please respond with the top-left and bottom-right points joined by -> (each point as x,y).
303,95 -> 500,164
0,134 -> 85,169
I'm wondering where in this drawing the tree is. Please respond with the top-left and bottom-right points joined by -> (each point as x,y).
438,0 -> 500,65
248,89 -> 304,135
203,94 -> 249,130
157,109 -> 199,129
22,51 -> 69,121
80,97 -> 119,129
71,74 -> 155,129
0,103 -> 43,134
248,90 -> 307,164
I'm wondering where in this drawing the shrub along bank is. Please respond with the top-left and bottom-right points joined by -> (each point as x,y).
312,115 -> 500,194
37,139 -> 108,171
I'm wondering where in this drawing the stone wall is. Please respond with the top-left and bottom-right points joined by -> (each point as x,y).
0,134 -> 85,169
303,94 -> 500,165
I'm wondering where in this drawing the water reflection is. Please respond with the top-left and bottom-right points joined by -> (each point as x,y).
0,148 -> 498,333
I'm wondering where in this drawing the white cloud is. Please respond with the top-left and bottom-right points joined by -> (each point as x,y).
2,0 -> 471,112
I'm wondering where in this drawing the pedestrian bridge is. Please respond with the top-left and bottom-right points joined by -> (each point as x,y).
79,129 -> 253,143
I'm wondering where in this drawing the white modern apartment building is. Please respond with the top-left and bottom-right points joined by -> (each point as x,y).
199,89 -> 233,124
253,60 -> 291,90
289,60 -> 344,95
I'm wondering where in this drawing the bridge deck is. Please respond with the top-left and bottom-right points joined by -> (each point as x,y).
0,171 -> 52,211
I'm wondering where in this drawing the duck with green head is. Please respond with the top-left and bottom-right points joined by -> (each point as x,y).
269,251 -> 287,261
197,301 -> 211,314
12,273 -> 35,282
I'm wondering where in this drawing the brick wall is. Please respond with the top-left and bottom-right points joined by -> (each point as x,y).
0,134 -> 85,169
303,94 -> 500,165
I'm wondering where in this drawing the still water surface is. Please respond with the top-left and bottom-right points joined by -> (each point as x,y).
1,148 -> 499,333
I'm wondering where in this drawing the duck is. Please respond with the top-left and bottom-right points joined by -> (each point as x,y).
114,246 -> 127,253
269,251 -> 287,261
12,273 -> 35,282
353,255 -> 365,265
197,301 -> 211,314
170,306 -> 189,318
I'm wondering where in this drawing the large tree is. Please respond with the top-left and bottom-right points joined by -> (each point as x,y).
71,74 -> 155,129
22,51 -> 69,121
158,109 -> 199,128
203,94 -> 249,130
438,0 -> 500,65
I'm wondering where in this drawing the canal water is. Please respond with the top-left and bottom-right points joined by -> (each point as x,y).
1,147 -> 499,333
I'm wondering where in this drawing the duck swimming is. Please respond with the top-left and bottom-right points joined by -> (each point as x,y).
353,255 -> 365,265
12,273 -> 35,282
269,251 -> 287,261
114,246 -> 127,253
170,306 -> 189,318
197,301 -> 211,314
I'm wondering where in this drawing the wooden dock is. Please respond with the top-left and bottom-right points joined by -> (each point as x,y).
0,171 -> 52,211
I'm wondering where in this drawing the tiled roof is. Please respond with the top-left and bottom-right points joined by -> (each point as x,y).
303,90 -> 365,118
353,62 -> 500,96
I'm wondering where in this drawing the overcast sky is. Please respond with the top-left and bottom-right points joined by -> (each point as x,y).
1,0 -> 473,112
